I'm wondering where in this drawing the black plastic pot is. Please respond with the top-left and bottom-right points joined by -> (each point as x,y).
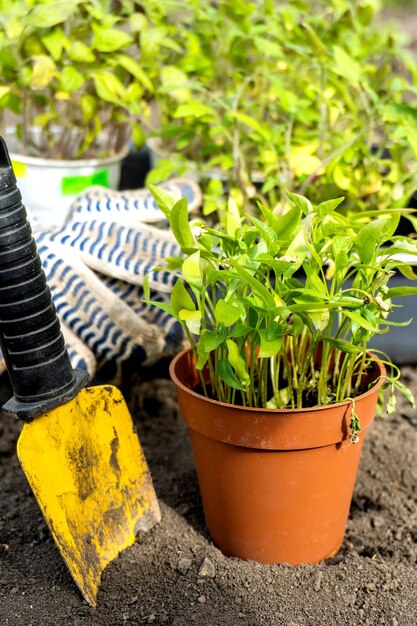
119,145 -> 151,190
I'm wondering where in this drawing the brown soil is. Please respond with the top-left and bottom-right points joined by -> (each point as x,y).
0,359 -> 417,626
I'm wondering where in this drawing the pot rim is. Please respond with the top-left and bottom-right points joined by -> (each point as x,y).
9,145 -> 130,168
169,347 -> 387,414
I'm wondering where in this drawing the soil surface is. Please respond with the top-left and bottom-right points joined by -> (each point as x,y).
0,357 -> 417,626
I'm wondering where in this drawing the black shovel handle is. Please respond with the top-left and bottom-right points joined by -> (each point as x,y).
0,137 -> 88,421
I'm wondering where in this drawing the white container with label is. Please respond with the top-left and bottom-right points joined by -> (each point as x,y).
9,147 -> 129,230
4,128 -> 129,230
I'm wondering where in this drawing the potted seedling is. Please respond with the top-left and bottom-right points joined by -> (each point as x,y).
148,0 -> 417,222
0,0 -> 159,227
145,187 -> 417,564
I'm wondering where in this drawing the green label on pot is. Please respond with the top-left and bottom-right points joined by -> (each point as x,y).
61,169 -> 110,195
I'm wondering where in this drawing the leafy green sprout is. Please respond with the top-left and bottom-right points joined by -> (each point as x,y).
145,187 -> 417,437
147,0 -> 417,217
0,0 -> 161,159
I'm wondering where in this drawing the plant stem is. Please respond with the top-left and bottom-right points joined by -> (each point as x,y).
353,343 -> 368,396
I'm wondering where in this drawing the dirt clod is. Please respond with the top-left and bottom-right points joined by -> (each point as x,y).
177,557 -> 192,574
198,557 -> 216,578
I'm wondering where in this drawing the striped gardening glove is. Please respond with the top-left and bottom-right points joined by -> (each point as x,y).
22,178 -> 202,376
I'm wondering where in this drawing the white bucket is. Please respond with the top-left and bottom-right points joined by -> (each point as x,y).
9,147 -> 129,230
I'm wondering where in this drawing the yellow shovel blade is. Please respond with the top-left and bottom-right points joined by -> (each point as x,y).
16,385 -> 160,607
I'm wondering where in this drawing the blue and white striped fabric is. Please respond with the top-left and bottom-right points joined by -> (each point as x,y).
34,233 -> 172,371
66,178 -> 201,225
47,220 -> 179,292
25,178 -> 200,374
96,273 -> 184,352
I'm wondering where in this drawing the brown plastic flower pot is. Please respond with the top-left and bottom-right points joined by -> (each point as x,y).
169,348 -> 386,565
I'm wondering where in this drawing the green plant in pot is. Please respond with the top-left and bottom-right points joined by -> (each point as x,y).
148,0 -> 417,222
0,0 -> 158,227
145,187 -> 417,564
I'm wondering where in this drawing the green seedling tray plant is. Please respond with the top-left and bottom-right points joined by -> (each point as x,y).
0,0 -> 161,159
146,187 -> 417,433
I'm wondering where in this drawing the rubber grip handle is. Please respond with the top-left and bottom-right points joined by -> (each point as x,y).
0,136 -> 88,420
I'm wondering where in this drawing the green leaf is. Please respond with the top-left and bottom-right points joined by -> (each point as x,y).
143,273 -> 150,304
302,23 -> 327,55
248,215 -> 278,254
200,330 -> 224,353
149,185 -> 176,218
258,329 -> 282,358
92,71 -> 126,104
396,265 -> 417,280
229,112 -> 271,141
147,300 -> 176,317
0,87 -> 11,101
308,309 -> 330,331
386,286 -> 417,298
214,299 -> 243,327
174,103 -> 214,119
169,197 -> 195,250
132,124 -> 145,148
182,251 -> 202,288
41,28 -> 70,61
267,387 -> 291,409
256,202 -> 281,231
230,261 -> 276,310
146,160 -> 183,185
304,265 -> 328,294
92,27 -> 133,52
229,324 -> 253,339
274,204 -> 303,241
29,1 -> 75,28
5,18 -> 24,40
380,318 -> 412,328
69,41 -> 96,63
196,341 -> 210,370
333,46 -> 361,86
31,56 -> 57,88
160,65 -> 191,102
254,36 -> 282,57
381,213 -> 401,240
316,197 -> 345,219
170,279 -> 195,315
179,309 -> 201,335
343,309 -> 383,333
354,220 -> 382,265
217,360 -> 245,391
80,94 -> 97,121
394,380 -> 415,408
115,54 -> 154,92
322,337 -> 361,354
287,191 -> 313,215
226,339 -> 250,388
60,66 -> 84,92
